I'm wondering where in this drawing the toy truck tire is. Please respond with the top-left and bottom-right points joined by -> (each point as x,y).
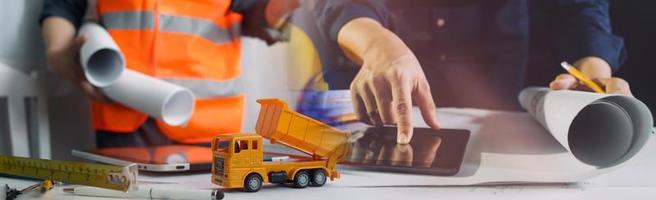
244,173 -> 263,192
310,170 -> 327,187
293,171 -> 310,188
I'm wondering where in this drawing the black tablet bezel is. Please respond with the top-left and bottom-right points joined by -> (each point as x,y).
340,127 -> 470,176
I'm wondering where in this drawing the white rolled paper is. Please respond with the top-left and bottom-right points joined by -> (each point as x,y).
102,70 -> 196,126
78,23 -> 125,87
78,23 -> 194,126
519,87 -> 653,168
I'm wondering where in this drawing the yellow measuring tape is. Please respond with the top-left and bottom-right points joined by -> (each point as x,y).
0,155 -> 137,192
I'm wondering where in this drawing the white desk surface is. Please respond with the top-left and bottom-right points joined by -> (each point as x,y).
2,108 -> 656,200
3,140 -> 656,200
2,167 -> 656,200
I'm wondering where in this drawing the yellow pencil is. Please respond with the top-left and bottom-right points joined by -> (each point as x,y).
560,62 -> 606,94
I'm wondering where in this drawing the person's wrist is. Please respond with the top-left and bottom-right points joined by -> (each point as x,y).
47,48 -> 81,82
46,46 -> 67,61
46,50 -> 64,71
362,32 -> 415,68
46,43 -> 75,68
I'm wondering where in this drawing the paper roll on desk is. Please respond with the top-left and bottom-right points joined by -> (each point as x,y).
79,22 -> 195,126
519,87 -> 653,168
78,23 -> 125,87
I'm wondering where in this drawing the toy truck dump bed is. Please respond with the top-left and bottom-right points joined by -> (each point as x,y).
255,99 -> 350,159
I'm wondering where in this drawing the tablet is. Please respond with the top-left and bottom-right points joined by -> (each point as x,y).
342,127 -> 470,175
72,145 -> 293,172
72,145 -> 213,172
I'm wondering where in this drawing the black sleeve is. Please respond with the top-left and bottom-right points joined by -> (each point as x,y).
313,0 -> 391,44
40,0 -> 88,28
230,0 -> 284,45
543,0 -> 626,71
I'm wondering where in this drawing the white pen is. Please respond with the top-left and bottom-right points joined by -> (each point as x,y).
63,186 -> 224,200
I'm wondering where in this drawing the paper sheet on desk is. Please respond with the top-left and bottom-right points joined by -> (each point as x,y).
334,87 -> 654,186
518,87 -> 653,168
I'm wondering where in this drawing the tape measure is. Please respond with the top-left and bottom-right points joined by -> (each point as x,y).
0,155 -> 137,192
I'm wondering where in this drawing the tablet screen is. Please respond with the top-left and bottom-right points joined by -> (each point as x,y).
342,127 -> 470,175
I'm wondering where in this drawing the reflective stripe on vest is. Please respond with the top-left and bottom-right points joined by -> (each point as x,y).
163,78 -> 243,99
160,14 -> 241,44
101,11 -> 241,44
101,11 -> 155,29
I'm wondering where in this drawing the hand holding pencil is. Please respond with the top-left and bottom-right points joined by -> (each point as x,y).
549,57 -> 633,96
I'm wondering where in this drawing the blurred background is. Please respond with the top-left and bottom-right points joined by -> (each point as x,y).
0,0 -> 654,160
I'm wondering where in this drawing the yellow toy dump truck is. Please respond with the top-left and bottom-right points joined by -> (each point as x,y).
211,99 -> 351,192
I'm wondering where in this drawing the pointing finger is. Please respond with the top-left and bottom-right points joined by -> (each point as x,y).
391,77 -> 413,144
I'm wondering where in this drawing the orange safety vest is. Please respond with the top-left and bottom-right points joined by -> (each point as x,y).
93,0 -> 245,143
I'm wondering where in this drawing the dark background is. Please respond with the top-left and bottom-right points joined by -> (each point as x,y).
610,0 -> 656,122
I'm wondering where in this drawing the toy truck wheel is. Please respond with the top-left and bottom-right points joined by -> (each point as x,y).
310,170 -> 327,187
244,174 -> 263,192
293,171 -> 310,188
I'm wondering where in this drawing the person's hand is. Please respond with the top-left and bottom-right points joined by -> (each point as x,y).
339,18 -> 440,144
351,51 -> 440,144
46,36 -> 110,101
549,57 -> 632,96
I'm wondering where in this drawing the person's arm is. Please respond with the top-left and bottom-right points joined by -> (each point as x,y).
315,0 -> 439,144
41,0 -> 107,100
264,0 -> 300,29
231,0 -> 300,45
544,0 -> 631,95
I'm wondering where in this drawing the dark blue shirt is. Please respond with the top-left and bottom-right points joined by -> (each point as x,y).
314,0 -> 626,110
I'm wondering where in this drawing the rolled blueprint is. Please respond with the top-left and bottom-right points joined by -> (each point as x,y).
102,70 -> 195,126
78,23 -> 125,87
519,87 -> 653,168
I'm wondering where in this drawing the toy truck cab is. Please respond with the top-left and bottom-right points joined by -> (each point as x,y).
211,134 -> 264,189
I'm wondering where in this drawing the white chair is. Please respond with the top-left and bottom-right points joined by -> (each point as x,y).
0,62 -> 51,158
